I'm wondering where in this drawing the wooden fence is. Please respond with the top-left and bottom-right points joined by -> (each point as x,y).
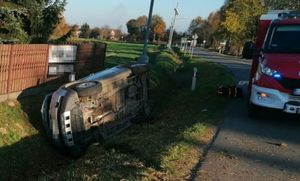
0,43 -> 106,96
75,43 -> 106,74
0,44 -> 49,95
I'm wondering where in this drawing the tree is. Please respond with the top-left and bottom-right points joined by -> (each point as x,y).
206,11 -> 222,48
70,24 -> 79,38
135,16 -> 147,40
0,2 -> 29,42
126,19 -> 139,41
52,16 -> 69,37
215,0 -> 300,55
220,0 -> 265,54
208,11 -> 221,33
162,28 -> 182,43
79,22 -> 90,38
188,16 -> 211,44
2,0 -> 67,43
89,27 -> 101,39
188,16 -> 206,35
21,0 -> 66,42
126,16 -> 148,41
112,29 -> 122,40
101,25 -> 111,40
263,0 -> 300,10
151,15 -> 166,42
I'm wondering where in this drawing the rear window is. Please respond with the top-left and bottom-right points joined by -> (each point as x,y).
265,25 -> 300,53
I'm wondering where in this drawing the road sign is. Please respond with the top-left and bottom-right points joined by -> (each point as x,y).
181,37 -> 188,44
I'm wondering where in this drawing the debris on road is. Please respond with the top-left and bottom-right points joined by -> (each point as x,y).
266,141 -> 288,148
217,85 -> 243,98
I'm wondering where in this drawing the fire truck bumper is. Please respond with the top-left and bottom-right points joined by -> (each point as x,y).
250,85 -> 289,110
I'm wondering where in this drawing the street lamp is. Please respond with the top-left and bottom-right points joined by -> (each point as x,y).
167,6 -> 179,49
138,0 -> 155,63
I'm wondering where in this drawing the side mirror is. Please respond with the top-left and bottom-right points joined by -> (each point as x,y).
242,41 -> 254,59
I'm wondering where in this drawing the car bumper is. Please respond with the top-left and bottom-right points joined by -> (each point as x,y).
41,88 -> 77,148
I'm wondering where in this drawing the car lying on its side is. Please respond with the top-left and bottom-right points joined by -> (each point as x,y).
41,63 -> 151,156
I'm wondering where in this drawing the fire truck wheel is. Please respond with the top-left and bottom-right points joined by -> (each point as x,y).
72,81 -> 102,97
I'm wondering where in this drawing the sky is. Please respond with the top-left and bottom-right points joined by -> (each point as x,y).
64,0 -> 225,33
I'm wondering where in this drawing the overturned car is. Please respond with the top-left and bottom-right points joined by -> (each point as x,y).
41,63 -> 151,156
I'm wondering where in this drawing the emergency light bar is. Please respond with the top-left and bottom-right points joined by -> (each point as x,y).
285,11 -> 300,19
260,10 -> 300,20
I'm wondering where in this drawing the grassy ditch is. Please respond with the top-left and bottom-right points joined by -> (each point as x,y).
43,47 -> 233,180
0,42 -> 233,180
0,100 -> 68,180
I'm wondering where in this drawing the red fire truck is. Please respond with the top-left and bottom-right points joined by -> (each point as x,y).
247,10 -> 300,116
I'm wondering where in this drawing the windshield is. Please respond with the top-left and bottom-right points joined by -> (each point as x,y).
265,25 -> 300,53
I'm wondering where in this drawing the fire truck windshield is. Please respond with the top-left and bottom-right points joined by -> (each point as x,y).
265,25 -> 300,53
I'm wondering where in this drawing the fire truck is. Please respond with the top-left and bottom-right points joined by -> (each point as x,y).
247,10 -> 300,116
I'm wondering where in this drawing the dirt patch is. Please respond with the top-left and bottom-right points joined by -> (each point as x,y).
200,127 -> 216,145
0,127 -> 8,135
6,100 -> 19,107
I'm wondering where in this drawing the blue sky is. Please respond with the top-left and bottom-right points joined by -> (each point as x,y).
64,0 -> 225,33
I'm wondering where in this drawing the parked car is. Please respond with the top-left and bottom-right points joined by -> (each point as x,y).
41,63 -> 151,156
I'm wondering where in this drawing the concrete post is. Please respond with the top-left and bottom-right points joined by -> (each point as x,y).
138,0 -> 155,63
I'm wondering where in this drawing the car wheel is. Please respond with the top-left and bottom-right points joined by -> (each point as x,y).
72,81 -> 102,97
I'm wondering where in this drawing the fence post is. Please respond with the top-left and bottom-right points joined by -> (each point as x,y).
44,45 -> 50,82
6,45 -> 13,94
102,43 -> 107,69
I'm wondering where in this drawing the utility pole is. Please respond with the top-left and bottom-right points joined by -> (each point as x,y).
167,3 -> 179,49
138,0 -> 155,63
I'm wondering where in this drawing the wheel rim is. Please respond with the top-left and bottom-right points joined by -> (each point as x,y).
76,82 -> 96,89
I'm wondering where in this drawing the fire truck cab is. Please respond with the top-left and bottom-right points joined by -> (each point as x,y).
248,10 -> 300,116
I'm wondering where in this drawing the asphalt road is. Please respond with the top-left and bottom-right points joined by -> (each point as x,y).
193,49 -> 300,181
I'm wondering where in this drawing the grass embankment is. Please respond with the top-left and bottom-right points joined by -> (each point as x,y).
0,99 -> 68,180
43,46 -> 233,180
0,42 -> 233,180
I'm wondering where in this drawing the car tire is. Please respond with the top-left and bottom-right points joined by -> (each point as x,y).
72,81 -> 102,97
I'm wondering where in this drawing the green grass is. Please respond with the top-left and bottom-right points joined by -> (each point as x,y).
42,47 -> 233,180
105,41 -> 158,68
0,100 -> 68,180
0,41 -> 233,180
0,101 -> 37,147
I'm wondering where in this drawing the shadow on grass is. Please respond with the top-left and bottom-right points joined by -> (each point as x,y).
103,58 -> 232,177
0,134 -> 68,180
17,76 -> 70,131
0,76 -> 73,180
0,46 -> 230,180
0,42 -> 163,180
